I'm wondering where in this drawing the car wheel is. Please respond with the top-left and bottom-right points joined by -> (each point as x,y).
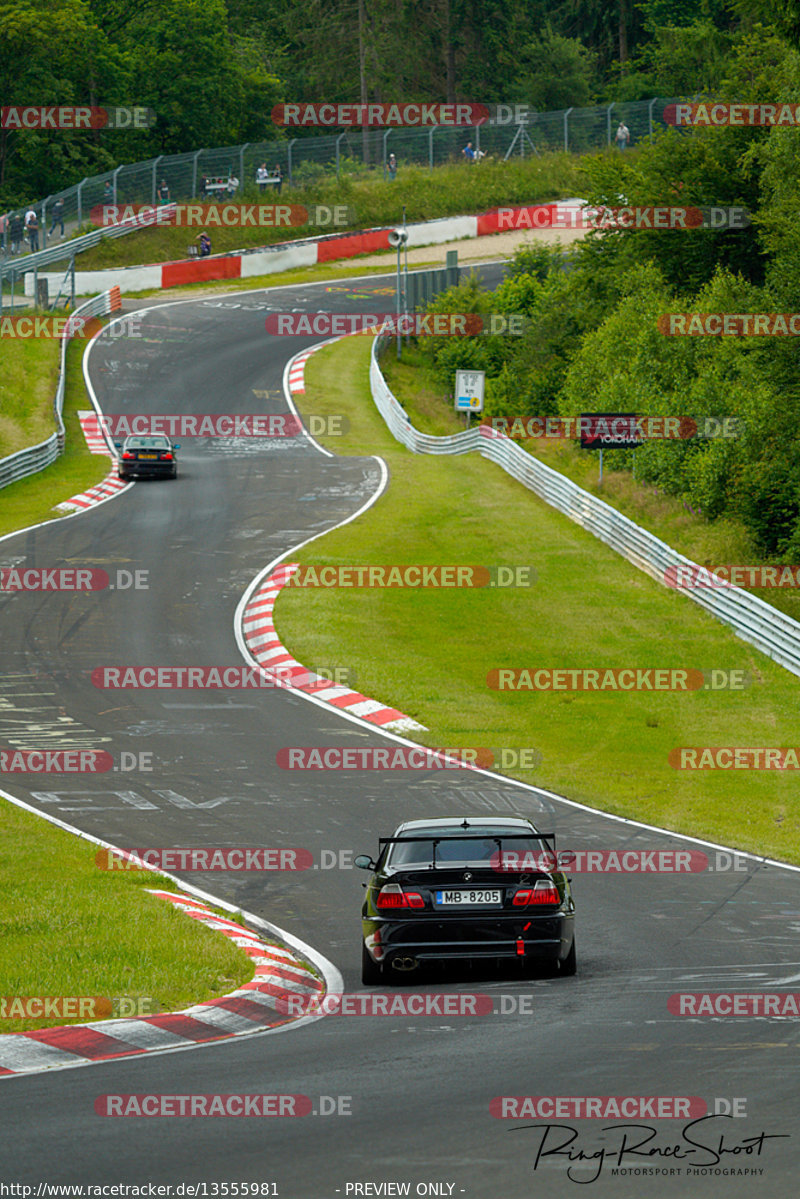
361,942 -> 383,986
560,937 -> 577,976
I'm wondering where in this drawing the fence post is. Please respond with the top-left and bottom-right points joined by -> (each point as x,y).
112,164 -> 123,202
42,196 -> 51,250
563,108 -> 573,152
239,142 -> 249,187
649,97 -> 657,141
288,139 -> 296,186
152,155 -> 163,204
607,103 -> 615,148
383,130 -> 392,179
429,127 -> 435,171
336,131 -> 346,179
192,149 -> 203,197
76,177 -> 89,228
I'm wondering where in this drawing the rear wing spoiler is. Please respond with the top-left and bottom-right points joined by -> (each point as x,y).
377,831 -> 561,870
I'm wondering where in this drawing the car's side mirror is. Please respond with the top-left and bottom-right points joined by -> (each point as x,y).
114,442 -> 122,448
173,443 -> 181,449
558,850 -> 576,867
354,854 -> 375,871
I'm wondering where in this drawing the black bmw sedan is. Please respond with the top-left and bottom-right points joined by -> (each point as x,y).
115,435 -> 179,480
356,815 -> 576,984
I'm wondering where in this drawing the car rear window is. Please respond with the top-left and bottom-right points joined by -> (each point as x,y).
386,833 -> 550,868
127,437 -> 171,449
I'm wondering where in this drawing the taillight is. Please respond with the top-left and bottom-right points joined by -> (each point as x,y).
161,452 -> 173,460
122,451 -> 134,460
512,880 -> 560,906
376,883 -> 425,910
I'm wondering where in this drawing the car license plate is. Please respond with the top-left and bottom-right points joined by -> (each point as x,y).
138,453 -> 158,459
435,889 -> 502,906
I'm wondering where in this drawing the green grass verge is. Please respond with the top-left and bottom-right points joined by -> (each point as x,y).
0,336 -> 110,540
0,309 -> 61,458
381,348 -> 800,627
0,323 -> 60,459
278,335 -> 799,865
75,153 -> 589,270
0,800 -> 254,1034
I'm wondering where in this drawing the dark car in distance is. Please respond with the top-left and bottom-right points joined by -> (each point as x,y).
115,435 -> 179,480
356,815 -> 576,984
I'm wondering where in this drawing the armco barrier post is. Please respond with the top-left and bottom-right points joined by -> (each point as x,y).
564,107 -> 573,152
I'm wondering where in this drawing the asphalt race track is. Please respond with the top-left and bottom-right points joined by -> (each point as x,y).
1,266 -> 798,1197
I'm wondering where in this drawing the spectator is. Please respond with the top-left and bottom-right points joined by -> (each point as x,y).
615,121 -> 630,151
387,153 -> 397,181
0,211 -> 7,254
226,175 -> 240,195
49,198 -> 65,238
9,212 -> 24,254
25,207 -> 40,253
273,163 -> 282,195
462,141 -> 475,163
103,180 -> 113,204
200,174 -> 208,197
157,178 -> 170,204
195,231 -> 211,257
256,163 -> 268,192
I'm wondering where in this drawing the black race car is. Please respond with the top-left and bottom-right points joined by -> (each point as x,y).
355,815 -> 576,984
115,435 -> 180,480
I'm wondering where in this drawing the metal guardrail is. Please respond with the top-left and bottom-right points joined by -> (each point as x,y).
370,334 -> 800,679
0,205 -> 178,295
0,287 -> 121,492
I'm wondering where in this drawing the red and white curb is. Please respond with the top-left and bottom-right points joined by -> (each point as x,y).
77,410 -> 112,454
54,411 -> 128,513
242,562 -> 425,733
287,345 -> 322,395
0,891 -> 323,1076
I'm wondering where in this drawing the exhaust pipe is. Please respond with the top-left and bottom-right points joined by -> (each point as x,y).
391,955 -> 419,972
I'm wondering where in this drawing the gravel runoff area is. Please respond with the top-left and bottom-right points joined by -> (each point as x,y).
352,224 -> 589,269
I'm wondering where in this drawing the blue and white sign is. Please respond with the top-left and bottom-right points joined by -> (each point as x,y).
455,369 -> 485,412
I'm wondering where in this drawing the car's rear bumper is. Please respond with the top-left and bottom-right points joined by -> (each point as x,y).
119,462 -> 176,478
365,912 -> 573,965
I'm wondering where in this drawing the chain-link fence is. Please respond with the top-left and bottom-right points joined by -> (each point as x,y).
0,97 -> 681,263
